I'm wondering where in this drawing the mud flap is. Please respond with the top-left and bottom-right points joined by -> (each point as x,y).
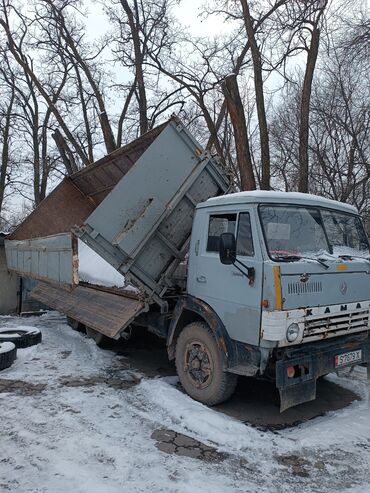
279,379 -> 317,413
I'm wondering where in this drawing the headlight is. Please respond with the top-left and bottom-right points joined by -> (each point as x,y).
286,323 -> 299,342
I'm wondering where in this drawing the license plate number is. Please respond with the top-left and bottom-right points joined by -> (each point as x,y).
335,350 -> 362,368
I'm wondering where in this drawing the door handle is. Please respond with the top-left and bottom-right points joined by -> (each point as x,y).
232,271 -> 244,277
196,275 -> 207,283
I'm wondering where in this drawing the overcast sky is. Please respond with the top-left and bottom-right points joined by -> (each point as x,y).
85,0 -> 234,38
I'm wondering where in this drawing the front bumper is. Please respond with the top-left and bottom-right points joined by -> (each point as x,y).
275,333 -> 370,411
261,299 -> 370,347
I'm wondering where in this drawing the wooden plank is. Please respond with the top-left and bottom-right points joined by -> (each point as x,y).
31,283 -> 145,339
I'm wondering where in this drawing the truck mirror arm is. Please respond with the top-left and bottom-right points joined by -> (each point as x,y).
233,258 -> 255,286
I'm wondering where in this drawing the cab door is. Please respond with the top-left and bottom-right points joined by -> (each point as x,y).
189,208 -> 263,346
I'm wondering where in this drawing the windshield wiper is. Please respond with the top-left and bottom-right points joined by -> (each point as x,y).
338,254 -> 370,264
274,254 -> 329,269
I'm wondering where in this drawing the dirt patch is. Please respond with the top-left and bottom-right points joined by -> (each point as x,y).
59,375 -> 141,390
275,453 -> 312,477
151,428 -> 226,462
0,378 -> 46,395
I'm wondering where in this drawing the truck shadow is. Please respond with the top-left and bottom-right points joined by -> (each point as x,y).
214,376 -> 359,430
108,329 -> 360,430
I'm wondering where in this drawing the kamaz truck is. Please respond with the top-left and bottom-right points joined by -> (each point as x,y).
5,117 -> 370,411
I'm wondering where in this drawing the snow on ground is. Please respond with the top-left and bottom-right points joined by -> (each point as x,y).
0,312 -> 370,493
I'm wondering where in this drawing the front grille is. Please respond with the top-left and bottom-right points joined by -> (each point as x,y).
304,308 -> 369,338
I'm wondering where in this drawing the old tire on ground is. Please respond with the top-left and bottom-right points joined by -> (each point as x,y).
66,317 -> 85,333
0,327 -> 42,349
85,327 -> 111,349
0,342 -> 17,370
175,322 -> 237,406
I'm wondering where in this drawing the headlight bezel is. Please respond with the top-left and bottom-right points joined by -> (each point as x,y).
286,323 -> 299,342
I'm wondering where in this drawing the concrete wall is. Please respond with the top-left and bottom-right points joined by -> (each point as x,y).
0,237 -> 19,315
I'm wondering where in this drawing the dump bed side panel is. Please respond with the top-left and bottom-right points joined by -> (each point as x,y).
8,179 -> 95,241
8,123 -> 167,242
76,119 -> 229,302
5,233 -> 78,287
70,122 -> 166,205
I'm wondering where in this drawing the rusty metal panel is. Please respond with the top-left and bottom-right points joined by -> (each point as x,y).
9,178 -> 95,241
31,282 -> 145,339
5,234 -> 78,287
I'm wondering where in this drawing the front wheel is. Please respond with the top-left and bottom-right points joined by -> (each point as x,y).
175,322 -> 237,406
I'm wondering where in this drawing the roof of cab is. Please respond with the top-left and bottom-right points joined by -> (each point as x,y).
199,191 -> 358,214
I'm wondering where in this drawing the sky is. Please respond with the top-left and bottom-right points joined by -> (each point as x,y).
85,0 -> 234,39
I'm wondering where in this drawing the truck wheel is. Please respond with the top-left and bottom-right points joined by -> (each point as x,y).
66,317 -> 85,333
0,342 -> 17,370
85,327 -> 111,349
0,327 -> 42,349
175,322 -> 237,406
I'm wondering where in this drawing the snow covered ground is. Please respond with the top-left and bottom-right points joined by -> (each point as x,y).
0,312 -> 370,493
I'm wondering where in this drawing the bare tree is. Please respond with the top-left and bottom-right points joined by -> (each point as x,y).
0,71 -> 15,215
37,0 -> 117,154
270,39 -> 369,216
239,0 -> 273,189
222,74 -> 256,190
0,0 -> 91,167
297,1 -> 328,193
106,0 -> 184,141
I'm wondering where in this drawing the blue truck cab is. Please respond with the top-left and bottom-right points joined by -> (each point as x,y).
178,191 -> 370,410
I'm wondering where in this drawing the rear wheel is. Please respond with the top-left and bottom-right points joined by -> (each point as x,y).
66,317 -> 85,333
175,322 -> 237,406
85,327 -> 111,349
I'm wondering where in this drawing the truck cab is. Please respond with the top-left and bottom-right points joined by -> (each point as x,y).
173,191 -> 370,411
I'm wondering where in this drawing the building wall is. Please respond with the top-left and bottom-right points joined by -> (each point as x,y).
0,243 -> 19,315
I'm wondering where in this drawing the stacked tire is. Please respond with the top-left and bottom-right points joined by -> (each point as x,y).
0,327 -> 42,349
0,327 -> 42,372
0,342 -> 17,371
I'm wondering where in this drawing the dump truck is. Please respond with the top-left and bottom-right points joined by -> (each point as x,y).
5,117 -> 370,411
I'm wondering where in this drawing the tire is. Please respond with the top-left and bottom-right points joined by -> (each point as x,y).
0,342 -> 17,371
85,327 -> 111,349
66,317 -> 85,333
0,327 -> 42,349
175,322 -> 237,406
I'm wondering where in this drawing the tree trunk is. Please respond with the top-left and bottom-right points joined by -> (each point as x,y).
52,129 -> 79,175
120,0 -> 148,135
240,0 -> 270,190
222,74 -> 256,191
298,26 -> 320,193
0,86 -> 15,214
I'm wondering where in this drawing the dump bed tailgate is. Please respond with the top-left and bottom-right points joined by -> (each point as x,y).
31,282 -> 145,339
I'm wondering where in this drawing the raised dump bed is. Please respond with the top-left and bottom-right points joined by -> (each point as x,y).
5,117 -> 229,337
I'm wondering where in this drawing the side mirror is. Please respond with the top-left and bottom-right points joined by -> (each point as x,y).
219,233 -> 236,265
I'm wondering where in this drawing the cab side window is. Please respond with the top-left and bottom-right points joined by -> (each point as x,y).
236,212 -> 254,257
207,214 -> 236,252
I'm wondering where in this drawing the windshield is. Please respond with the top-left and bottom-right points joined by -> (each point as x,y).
259,205 -> 369,260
